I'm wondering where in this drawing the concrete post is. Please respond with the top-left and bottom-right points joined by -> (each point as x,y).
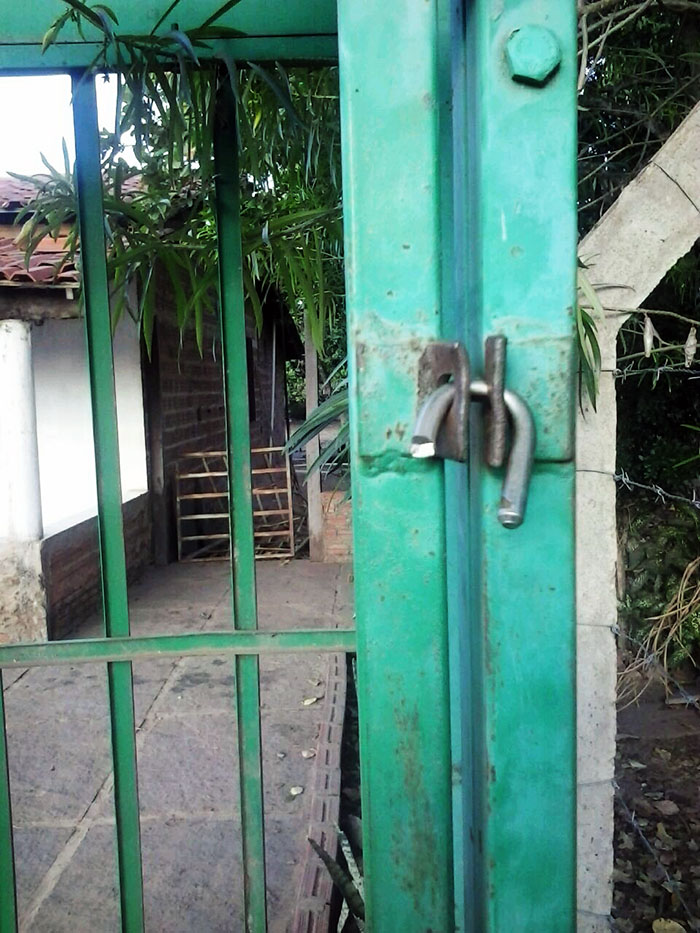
0,321 -> 43,539
0,320 -> 47,643
304,313 -> 324,561
575,316 -> 623,932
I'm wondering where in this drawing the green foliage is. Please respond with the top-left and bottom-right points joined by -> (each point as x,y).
21,0 -> 344,355
308,834 -> 365,926
578,4 -> 700,382
285,360 -> 306,419
674,424 -> 700,471
620,502 -> 700,669
577,266 -> 604,409
285,385 -> 349,481
578,6 -> 700,236
617,352 -> 700,492
577,5 -> 700,687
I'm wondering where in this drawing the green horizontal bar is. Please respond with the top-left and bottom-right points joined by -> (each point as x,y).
0,629 -> 356,669
1,0 -> 336,44
0,0 -> 338,73
0,36 -> 337,73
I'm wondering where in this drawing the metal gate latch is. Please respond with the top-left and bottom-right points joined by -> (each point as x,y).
410,336 -> 535,528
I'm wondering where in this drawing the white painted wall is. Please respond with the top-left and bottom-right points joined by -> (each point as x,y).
32,315 -> 148,535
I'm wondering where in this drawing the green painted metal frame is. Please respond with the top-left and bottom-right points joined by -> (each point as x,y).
215,81 -> 268,931
0,0 -> 338,71
457,2 -> 578,930
0,53 -> 351,933
72,71 -> 146,930
0,1 -> 579,930
337,0 -> 576,929
338,2 -> 454,930
0,631 -> 356,669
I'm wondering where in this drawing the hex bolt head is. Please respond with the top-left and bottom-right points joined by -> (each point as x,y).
505,25 -> 562,86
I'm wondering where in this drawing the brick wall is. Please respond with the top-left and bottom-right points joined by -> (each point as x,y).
248,312 -> 289,451
157,319 -> 227,470
146,290 -> 293,563
41,493 -> 151,639
320,491 -> 353,564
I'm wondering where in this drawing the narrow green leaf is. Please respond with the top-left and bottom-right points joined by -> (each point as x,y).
93,3 -> 118,23
285,390 -> 349,454
199,0 -> 245,29
150,0 -> 183,35
165,29 -> 201,65
41,15 -> 68,54
242,265 -> 263,331
61,0 -> 105,30
305,422 -> 349,480
307,838 -> 365,921
248,61 -> 305,130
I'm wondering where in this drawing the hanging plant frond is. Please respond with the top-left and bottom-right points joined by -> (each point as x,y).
576,267 -> 603,409
22,0 -> 344,357
307,836 -> 365,925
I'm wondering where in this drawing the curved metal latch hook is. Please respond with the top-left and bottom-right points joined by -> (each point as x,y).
410,337 -> 535,529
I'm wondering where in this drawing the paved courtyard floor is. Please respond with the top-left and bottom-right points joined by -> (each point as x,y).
2,560 -> 352,933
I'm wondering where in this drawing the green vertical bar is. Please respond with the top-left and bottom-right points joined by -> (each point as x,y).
338,4 -> 454,931
465,3 -> 577,929
0,673 -> 17,933
213,83 -> 267,933
71,72 -> 145,933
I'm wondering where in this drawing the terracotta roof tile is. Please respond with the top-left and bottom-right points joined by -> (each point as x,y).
0,176 -> 79,287
0,174 -> 139,288
0,230 -> 78,287
0,177 -> 44,211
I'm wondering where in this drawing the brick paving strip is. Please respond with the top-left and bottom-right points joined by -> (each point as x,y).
2,561 -> 352,932
290,652 -> 347,933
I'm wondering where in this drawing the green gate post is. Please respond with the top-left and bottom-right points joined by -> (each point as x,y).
338,2 -> 454,929
461,3 -> 578,929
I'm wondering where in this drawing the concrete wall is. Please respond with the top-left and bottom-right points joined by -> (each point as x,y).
32,315 -> 148,534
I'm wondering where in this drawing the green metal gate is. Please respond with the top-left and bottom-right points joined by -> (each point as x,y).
0,2 -> 577,930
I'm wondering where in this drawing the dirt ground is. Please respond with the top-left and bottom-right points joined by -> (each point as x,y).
614,690 -> 700,932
